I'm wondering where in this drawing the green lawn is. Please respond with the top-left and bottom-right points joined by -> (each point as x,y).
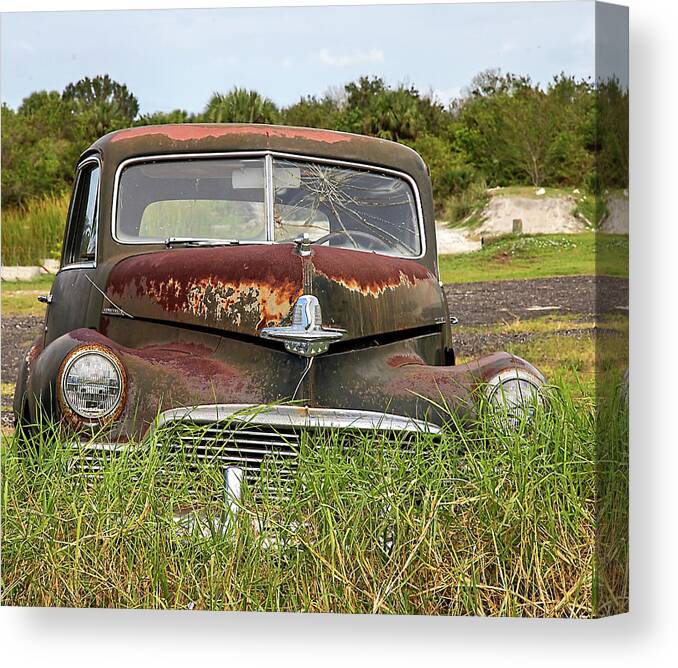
1,275 -> 54,316
439,233 -> 628,283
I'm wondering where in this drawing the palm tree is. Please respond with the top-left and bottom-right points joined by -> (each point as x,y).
203,88 -> 279,124
62,74 -> 139,135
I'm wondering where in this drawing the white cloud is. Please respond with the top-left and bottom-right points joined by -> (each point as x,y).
318,47 -> 384,67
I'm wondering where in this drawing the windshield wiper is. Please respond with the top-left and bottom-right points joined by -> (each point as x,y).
164,237 -> 241,248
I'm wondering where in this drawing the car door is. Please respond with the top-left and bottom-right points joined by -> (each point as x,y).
43,157 -> 100,346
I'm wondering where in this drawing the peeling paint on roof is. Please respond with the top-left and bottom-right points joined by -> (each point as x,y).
109,124 -> 355,144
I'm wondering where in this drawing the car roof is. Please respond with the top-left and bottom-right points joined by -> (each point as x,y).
88,124 -> 428,178
87,124 -> 437,271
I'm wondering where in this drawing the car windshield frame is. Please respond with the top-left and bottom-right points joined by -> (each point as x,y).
111,151 -> 426,259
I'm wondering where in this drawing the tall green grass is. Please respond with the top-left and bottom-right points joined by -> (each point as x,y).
0,384 -> 628,616
1,194 -> 68,266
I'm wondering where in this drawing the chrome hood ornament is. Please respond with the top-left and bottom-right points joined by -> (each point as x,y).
294,232 -> 313,257
260,294 -> 345,357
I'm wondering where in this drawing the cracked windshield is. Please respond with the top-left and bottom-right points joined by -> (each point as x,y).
272,158 -> 420,255
116,156 -> 420,255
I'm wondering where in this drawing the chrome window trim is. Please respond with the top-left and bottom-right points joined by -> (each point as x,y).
61,155 -> 102,271
264,152 -> 275,242
110,150 -> 427,259
58,261 -> 97,272
152,404 -> 441,434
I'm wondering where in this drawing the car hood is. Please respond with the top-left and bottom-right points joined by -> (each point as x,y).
104,244 -> 444,343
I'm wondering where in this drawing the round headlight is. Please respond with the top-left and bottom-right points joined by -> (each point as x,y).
58,346 -> 126,426
486,369 -> 545,429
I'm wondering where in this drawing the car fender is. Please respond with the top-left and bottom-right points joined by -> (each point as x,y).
381,350 -> 546,425
13,335 -> 44,426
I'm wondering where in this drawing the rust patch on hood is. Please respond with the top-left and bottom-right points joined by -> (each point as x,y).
181,277 -> 301,328
105,243 -> 441,341
311,245 -> 434,297
107,245 -> 304,334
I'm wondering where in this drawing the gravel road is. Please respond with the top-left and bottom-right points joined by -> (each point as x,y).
1,315 -> 42,425
1,275 -> 628,424
445,275 -> 628,326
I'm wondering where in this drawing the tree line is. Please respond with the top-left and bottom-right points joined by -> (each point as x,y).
1,71 -> 628,219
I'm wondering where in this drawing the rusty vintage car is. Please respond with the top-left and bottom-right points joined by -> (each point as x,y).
14,123 -> 546,480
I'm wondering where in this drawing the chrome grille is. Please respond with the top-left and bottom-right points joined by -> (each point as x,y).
67,446 -> 115,473
66,406 -> 442,491
163,421 -> 301,491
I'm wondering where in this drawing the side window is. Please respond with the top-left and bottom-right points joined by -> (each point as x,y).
64,161 -> 100,266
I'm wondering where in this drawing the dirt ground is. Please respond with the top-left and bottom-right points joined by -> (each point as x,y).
446,275 -> 628,359
445,275 -> 628,326
1,315 -> 42,426
434,223 -> 482,254
477,194 -> 587,236
0,275 -> 628,425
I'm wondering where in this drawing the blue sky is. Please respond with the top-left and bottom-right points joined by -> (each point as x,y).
1,2 -> 597,114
